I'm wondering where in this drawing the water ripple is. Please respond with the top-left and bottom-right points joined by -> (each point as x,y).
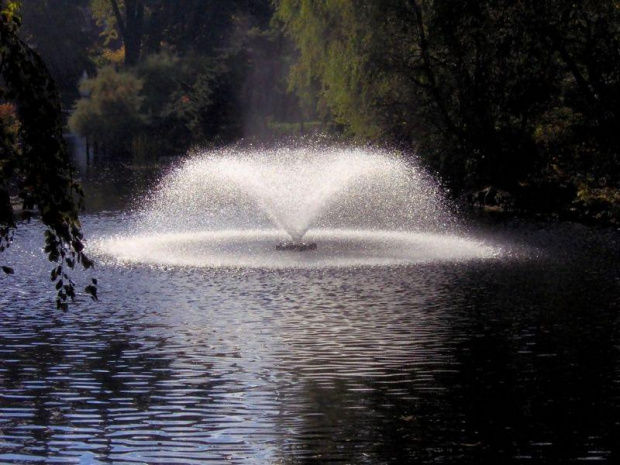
1,218 -> 619,463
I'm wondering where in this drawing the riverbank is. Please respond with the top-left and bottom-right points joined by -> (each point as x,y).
461,184 -> 620,228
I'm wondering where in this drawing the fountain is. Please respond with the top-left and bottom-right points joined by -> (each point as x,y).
97,145 -> 499,267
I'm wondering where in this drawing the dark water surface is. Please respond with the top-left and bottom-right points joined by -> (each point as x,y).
1,158 -> 619,464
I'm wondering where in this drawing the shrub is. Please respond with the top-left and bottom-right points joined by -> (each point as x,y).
69,66 -> 148,154
69,51 -> 245,157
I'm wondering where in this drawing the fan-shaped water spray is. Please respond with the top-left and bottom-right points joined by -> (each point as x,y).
97,146 -> 500,267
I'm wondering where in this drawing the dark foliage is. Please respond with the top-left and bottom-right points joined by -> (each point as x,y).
1,2 -> 96,309
276,0 -> 620,222
71,0 -> 291,153
20,0 -> 96,106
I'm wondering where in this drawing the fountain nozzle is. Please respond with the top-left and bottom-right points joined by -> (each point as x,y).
276,241 -> 318,252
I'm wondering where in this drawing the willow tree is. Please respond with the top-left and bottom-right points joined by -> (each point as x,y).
1,1 -> 96,308
274,1 -> 464,171
276,0 -> 620,215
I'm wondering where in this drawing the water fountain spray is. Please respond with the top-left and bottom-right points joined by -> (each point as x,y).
97,145 -> 498,268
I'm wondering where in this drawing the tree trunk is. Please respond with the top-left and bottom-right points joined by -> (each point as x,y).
107,0 -> 144,67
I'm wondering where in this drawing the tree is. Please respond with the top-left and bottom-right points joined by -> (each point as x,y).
275,0 -> 620,219
19,0 -> 96,105
69,66 -> 148,154
1,1 -> 96,309
71,0 -> 279,151
91,0 -> 145,66
90,0 -> 243,67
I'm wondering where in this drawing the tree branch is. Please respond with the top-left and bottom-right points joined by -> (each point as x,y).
405,0 -> 462,137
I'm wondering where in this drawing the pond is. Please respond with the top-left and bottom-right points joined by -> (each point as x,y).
1,150 -> 619,464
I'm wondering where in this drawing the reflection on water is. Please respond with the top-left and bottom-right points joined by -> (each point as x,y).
1,152 -> 620,463
1,215 -> 619,463
65,138 -> 165,214
97,229 -> 500,269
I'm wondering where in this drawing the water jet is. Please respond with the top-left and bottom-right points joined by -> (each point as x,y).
98,145 -> 499,267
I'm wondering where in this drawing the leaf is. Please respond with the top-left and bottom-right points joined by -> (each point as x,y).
50,265 -> 62,281
82,255 -> 94,270
85,284 -> 98,301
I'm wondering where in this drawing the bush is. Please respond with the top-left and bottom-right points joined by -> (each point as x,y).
69,50 -> 247,157
136,52 -> 221,150
69,66 -> 148,154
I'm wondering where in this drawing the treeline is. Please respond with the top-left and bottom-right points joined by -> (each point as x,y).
18,1 -> 620,221
20,0 -> 299,156
276,0 -> 620,222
